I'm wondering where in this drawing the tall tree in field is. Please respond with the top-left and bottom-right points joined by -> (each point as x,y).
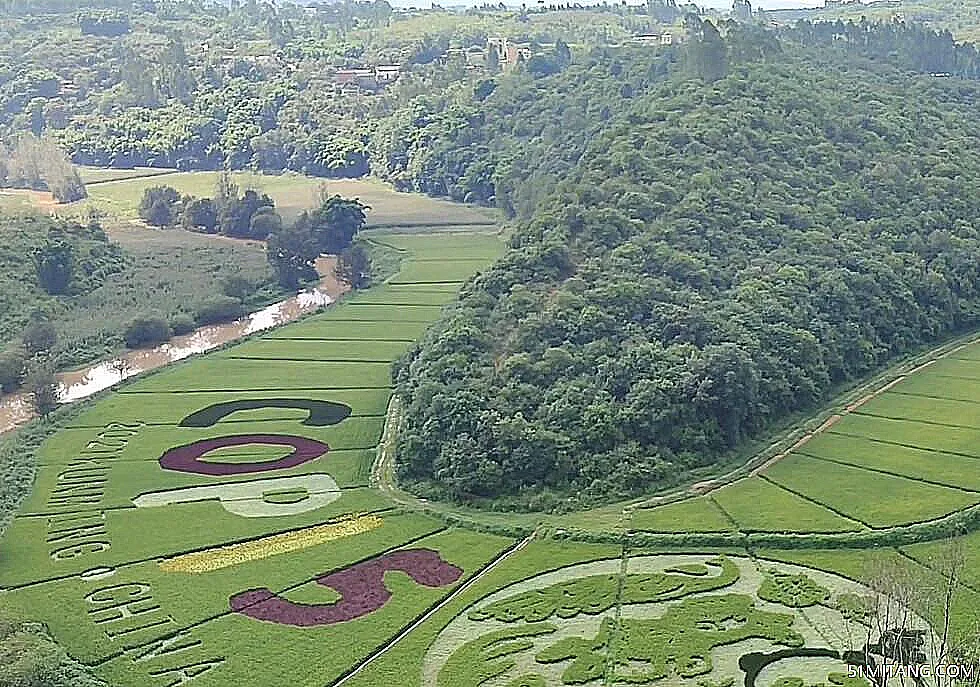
310,190 -> 369,254
688,17 -> 728,82
861,540 -> 979,687
336,242 -> 372,289
22,312 -> 57,357
267,215 -> 320,289
138,186 -> 181,227
28,367 -> 59,418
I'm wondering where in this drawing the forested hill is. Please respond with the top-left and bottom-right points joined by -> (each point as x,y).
393,34 -> 980,510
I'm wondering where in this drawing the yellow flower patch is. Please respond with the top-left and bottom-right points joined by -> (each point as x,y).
159,514 -> 384,573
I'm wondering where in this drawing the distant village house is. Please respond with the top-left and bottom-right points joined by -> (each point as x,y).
331,65 -> 402,94
632,32 -> 674,46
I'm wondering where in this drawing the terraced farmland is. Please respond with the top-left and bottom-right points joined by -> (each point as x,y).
628,338 -> 980,538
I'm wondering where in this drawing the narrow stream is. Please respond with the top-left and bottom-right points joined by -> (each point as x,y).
0,256 -> 348,436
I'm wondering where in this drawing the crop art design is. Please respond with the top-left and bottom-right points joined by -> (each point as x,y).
424,556 -> 937,687
158,434 -> 331,476
179,399 -> 352,428
229,548 -> 463,626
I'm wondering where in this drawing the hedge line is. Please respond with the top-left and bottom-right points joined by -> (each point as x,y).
538,501 -> 980,550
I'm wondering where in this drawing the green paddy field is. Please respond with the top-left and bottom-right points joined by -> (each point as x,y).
2,218 -> 980,686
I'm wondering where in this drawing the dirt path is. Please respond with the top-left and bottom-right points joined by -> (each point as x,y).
745,345 -> 962,479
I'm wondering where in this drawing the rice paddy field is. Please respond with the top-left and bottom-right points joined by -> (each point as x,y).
628,342 -> 980,538
3,217 -> 980,685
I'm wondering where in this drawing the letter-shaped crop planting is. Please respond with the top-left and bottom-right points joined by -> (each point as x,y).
159,434 -> 330,475
229,548 -> 463,626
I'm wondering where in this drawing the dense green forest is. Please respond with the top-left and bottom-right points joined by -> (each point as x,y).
0,0 -> 682,176
393,24 -> 980,509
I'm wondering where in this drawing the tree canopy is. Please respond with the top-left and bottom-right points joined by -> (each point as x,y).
393,29 -> 980,510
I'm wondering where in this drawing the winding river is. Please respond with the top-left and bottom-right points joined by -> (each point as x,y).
0,256 -> 349,436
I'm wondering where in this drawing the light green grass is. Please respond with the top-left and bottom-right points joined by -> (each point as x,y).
711,477 -> 863,533
68,172 -> 498,226
920,356 -> 980,380
326,303 -> 447,322
65,388 -> 392,427
263,318 -> 431,340
77,166 -> 178,184
94,528 -> 514,687
389,259 -> 495,284
888,370 -> 980,403
855,393 -> 980,429
764,454 -> 980,528
0,190 -> 41,213
344,287 -> 460,306
800,432 -> 980,492
629,497 -> 734,533
216,338 -> 413,362
832,413 -> 980,454
949,340 -> 980,361
374,232 -> 506,258
120,359 -> 393,392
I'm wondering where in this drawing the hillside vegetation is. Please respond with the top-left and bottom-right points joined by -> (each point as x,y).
394,27 -> 980,509
0,213 -> 276,371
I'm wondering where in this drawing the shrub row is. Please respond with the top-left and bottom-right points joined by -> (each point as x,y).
546,500 -> 980,550
123,297 -> 247,349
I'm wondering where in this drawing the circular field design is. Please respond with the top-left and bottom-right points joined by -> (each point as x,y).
425,555 -> 933,687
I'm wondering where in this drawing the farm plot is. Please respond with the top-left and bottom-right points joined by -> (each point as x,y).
828,412 -> 980,456
763,454 -> 979,528
343,540 -> 624,687
886,368 -> 980,403
422,553 -> 923,687
73,172 -> 498,225
710,478 -> 864,533
119,359 -> 395,392
799,432 -> 980,492
371,232 -> 505,259
92,529 -> 513,687
263,317 -> 432,341
389,259 -> 499,285
0,229 -> 510,686
215,338 -> 414,363
854,392 -> 980,430
324,303 -> 448,322
629,497 -> 735,533
65,388 -> 393,427
344,286 -> 460,306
